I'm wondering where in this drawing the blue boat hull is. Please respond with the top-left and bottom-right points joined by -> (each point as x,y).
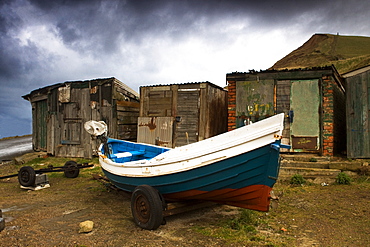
102,140 -> 282,212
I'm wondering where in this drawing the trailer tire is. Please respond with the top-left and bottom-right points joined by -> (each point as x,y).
64,161 -> 80,178
18,166 -> 36,187
131,185 -> 163,230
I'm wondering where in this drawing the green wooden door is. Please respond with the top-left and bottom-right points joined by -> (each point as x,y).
35,100 -> 47,150
290,80 -> 320,151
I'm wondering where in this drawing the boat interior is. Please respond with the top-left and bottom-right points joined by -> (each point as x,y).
103,139 -> 170,162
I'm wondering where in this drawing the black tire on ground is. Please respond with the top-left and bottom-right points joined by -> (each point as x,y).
131,185 -> 164,230
63,161 -> 80,178
18,166 -> 36,187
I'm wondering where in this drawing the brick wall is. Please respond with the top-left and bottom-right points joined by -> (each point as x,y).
321,75 -> 346,156
227,80 -> 236,131
322,76 -> 334,156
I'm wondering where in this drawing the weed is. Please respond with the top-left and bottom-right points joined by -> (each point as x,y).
336,172 -> 352,185
309,157 -> 317,162
226,209 -> 259,232
290,174 -> 306,185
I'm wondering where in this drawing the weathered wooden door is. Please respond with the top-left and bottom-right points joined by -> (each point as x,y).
290,80 -> 320,151
58,87 -> 91,157
61,102 -> 82,146
34,99 -> 48,150
174,89 -> 200,147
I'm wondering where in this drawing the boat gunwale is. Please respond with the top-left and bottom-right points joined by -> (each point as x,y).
100,119 -> 283,169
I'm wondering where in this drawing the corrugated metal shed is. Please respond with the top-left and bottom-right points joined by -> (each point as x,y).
343,66 -> 370,158
22,77 -> 139,158
138,82 -> 228,148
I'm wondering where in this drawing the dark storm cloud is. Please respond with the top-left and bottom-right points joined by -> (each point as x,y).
0,1 -> 25,78
22,0 -> 369,54
0,0 -> 370,138
0,0 -> 56,81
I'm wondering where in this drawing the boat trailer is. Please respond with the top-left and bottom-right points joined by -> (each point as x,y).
0,161 -> 93,187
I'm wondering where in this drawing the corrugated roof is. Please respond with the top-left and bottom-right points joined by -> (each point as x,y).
140,81 -> 226,91
22,77 -> 139,100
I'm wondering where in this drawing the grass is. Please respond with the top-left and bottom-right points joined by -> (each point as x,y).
191,176 -> 370,246
12,155 -> 101,179
192,208 -> 291,246
6,155 -> 370,246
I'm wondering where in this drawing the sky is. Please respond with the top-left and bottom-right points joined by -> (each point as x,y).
0,0 -> 369,138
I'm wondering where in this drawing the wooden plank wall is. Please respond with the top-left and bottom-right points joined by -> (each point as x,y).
53,80 -> 139,158
140,86 -> 173,117
116,101 -> 140,141
56,87 -> 92,158
346,70 -> 370,158
276,80 -> 291,149
139,83 -> 228,148
199,84 -> 228,141
175,88 -> 200,146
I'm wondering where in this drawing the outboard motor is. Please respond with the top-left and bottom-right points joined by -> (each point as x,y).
84,120 -> 110,157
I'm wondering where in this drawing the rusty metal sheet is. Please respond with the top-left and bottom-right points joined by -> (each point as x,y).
137,117 -> 174,147
58,86 -> 71,103
292,136 -> 318,150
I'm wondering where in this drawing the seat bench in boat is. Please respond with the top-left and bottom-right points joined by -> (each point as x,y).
110,150 -> 145,162
106,140 -> 170,163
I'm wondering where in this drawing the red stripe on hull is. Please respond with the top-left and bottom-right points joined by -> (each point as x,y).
164,185 -> 272,212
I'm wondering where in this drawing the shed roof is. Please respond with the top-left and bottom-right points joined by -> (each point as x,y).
140,81 -> 226,91
22,77 -> 139,101
227,65 -> 345,92
342,65 -> 370,78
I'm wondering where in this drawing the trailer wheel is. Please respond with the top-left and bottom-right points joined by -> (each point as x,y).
18,166 -> 36,187
63,161 -> 80,178
131,185 -> 163,230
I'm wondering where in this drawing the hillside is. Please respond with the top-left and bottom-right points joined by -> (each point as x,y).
270,33 -> 370,74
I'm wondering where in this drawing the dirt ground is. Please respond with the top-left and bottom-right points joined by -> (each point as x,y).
1,159 -> 370,247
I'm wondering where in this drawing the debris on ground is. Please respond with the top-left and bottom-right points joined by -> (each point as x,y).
79,220 -> 94,233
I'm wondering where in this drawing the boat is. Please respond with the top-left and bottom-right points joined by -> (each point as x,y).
85,113 -> 289,230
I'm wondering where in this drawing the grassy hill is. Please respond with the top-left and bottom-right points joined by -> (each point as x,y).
270,33 -> 370,74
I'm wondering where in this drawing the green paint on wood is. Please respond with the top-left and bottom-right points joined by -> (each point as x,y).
290,80 -> 320,150
236,80 -> 274,126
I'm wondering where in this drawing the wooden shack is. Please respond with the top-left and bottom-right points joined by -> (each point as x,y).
343,65 -> 370,158
227,66 -> 346,157
138,82 -> 228,147
22,77 -> 140,158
